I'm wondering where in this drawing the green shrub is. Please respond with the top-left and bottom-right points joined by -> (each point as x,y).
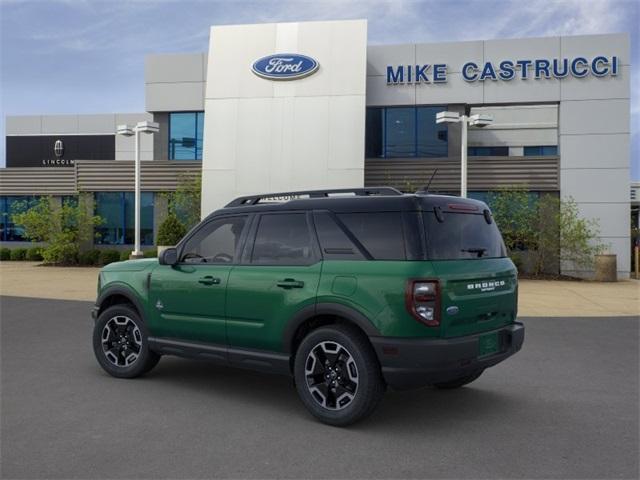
143,249 -> 158,258
510,252 -> 524,273
120,250 -> 131,261
11,195 -> 102,265
157,214 -> 187,246
26,247 -> 43,261
99,250 -> 121,266
79,249 -> 101,266
0,248 -> 11,261
10,248 -> 27,261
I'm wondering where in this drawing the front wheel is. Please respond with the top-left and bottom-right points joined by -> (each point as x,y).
294,325 -> 384,427
92,304 -> 160,378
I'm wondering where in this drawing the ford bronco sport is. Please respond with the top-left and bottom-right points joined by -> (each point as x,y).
92,187 -> 524,426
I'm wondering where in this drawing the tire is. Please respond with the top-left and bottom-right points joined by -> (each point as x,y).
93,304 -> 160,378
294,324 -> 384,427
433,370 -> 483,389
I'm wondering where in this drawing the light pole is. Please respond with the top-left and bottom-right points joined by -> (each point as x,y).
116,121 -> 159,259
436,111 -> 493,198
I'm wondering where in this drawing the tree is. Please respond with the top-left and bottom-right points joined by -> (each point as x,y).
165,173 -> 201,230
488,187 -> 605,276
557,197 -> 606,271
488,187 -> 537,252
11,197 -> 103,265
157,213 -> 187,246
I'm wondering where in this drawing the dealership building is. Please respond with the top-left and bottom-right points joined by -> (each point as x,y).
0,20 -> 632,277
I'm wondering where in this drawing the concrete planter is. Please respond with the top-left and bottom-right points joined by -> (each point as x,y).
594,254 -> 617,282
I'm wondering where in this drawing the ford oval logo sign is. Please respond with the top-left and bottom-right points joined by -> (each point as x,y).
252,54 -> 319,81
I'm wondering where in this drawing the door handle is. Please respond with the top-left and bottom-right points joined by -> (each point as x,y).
198,276 -> 221,286
276,278 -> 305,289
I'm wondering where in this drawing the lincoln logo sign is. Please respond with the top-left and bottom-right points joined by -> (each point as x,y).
252,54 -> 319,80
386,55 -> 620,84
54,139 -> 64,158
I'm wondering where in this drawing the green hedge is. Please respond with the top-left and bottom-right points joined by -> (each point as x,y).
0,246 -> 157,265
99,250 -> 121,266
26,247 -> 43,261
79,249 -> 102,266
10,248 -> 27,261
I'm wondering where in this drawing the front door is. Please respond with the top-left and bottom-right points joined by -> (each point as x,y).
149,215 -> 249,344
226,212 -> 322,352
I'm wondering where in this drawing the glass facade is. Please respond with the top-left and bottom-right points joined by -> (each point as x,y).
524,146 -> 558,156
94,192 -> 154,245
0,196 -> 38,241
169,112 -> 204,160
365,106 -> 448,158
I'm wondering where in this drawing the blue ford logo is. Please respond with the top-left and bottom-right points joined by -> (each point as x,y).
252,54 -> 319,80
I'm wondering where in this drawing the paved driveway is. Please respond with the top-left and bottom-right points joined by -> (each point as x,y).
1,296 -> 638,479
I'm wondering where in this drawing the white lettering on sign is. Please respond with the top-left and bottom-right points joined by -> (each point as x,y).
467,280 -> 506,292
264,58 -> 304,74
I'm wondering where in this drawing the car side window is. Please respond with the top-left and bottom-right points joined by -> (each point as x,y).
250,213 -> 314,265
337,212 -> 406,260
180,216 -> 247,264
313,212 -> 365,260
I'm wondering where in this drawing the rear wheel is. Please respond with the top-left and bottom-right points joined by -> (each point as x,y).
433,370 -> 483,389
294,325 -> 384,427
93,304 -> 160,378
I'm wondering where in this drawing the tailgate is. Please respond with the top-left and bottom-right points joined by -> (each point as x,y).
432,258 -> 517,338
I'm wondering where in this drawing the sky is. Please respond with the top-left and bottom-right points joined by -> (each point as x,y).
1,0 -> 638,178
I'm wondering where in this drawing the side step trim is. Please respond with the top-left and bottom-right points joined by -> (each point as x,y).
148,337 -> 291,376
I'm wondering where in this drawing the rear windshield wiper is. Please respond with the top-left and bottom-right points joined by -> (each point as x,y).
461,247 -> 487,258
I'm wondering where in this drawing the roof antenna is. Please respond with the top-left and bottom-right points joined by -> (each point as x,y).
416,169 -> 438,194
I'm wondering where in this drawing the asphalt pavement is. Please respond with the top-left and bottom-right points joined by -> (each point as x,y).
1,296 -> 638,479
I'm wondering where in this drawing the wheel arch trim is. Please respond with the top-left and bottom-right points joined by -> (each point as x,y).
283,302 -> 381,353
96,285 -> 147,321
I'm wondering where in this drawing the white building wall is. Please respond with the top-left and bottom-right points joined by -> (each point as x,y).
201,20 -> 367,214
468,105 -> 558,147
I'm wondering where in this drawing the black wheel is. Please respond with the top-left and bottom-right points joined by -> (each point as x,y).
433,370 -> 483,389
294,324 -> 384,427
93,304 -> 160,378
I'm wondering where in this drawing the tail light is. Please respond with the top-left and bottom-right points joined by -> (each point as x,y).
405,280 -> 440,327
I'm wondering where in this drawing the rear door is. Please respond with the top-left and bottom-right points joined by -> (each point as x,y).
423,210 -> 517,338
225,212 -> 322,352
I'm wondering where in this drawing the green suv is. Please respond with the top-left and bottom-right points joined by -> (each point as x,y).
92,187 -> 524,426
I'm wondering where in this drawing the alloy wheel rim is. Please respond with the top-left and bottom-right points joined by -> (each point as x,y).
304,341 -> 359,411
101,316 -> 142,367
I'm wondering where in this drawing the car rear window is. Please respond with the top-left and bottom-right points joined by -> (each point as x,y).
337,212 -> 406,260
423,212 -> 506,260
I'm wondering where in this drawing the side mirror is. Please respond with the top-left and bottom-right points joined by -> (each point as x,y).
159,247 -> 178,266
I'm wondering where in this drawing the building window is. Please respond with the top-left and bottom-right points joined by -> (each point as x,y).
0,196 -> 38,242
365,106 -> 448,159
94,192 -> 154,245
467,146 -> 509,156
523,146 -> 558,156
169,112 -> 204,160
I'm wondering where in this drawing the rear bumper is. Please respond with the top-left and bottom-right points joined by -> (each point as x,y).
370,322 -> 524,390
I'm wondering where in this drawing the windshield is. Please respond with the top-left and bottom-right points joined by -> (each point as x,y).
423,212 -> 507,260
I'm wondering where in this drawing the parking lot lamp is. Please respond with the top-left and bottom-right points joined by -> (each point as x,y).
116,121 -> 159,259
436,112 -> 493,198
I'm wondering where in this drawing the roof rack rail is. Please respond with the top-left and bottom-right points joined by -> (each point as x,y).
225,187 -> 402,208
